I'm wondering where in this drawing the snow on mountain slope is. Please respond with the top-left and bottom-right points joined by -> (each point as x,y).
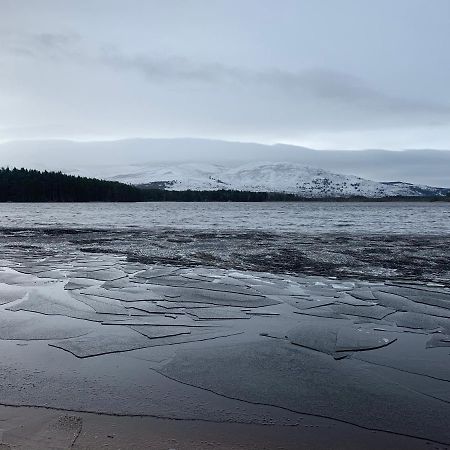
79,161 -> 449,198
1,139 -> 449,187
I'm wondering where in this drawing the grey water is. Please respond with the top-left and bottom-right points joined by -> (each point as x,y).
0,201 -> 449,234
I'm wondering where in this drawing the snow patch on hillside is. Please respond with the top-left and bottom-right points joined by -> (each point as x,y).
71,161 -> 449,198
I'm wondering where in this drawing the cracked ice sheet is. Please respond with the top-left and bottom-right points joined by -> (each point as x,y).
353,332 -> 450,382
384,312 -> 450,333
372,291 -> 450,318
101,277 -> 137,289
0,310 -> 95,340
208,275 -> 250,287
6,288 -> 119,323
250,282 -> 309,297
138,276 -> 265,299
302,286 -> 341,297
379,286 -> 450,310
122,301 -> 171,314
349,288 -> 378,301
336,293 -> 378,307
0,283 -> 27,305
158,340 -> 450,443
149,285 -> 279,308
361,362 -> 450,404
186,307 -> 250,320
34,270 -> 67,280
155,300 -> 215,309
334,327 -> 397,352
426,334 -> 450,349
129,325 -> 191,339
64,279 -> 100,290
0,341 -> 301,424
70,292 -> 129,315
13,265 -> 53,275
101,315 -> 217,327
78,286 -> 164,302
49,326 -> 153,357
290,297 -> 338,310
130,325 -> 239,346
294,303 -> 395,320
0,269 -> 48,287
286,318 -> 396,357
287,319 -> 341,356
134,266 -> 181,279
50,323 -> 239,358
67,268 -> 127,282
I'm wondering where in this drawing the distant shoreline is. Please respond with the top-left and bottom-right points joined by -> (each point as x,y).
130,189 -> 450,202
0,192 -> 449,203
0,197 -> 449,203
1,168 -> 448,202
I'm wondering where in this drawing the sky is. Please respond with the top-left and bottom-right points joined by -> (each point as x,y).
1,0 -> 450,149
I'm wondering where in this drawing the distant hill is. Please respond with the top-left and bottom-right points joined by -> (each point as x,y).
0,167 -> 448,202
1,138 -> 449,187
118,162 -> 450,199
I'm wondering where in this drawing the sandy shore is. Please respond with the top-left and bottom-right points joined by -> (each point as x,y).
0,405 -> 438,450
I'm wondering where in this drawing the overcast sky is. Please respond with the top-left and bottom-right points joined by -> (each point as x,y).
1,0 -> 450,149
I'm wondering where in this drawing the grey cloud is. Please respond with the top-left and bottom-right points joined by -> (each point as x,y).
1,0 -> 450,148
3,31 -> 81,60
5,30 -> 450,126
34,32 -> 79,48
100,47 -> 245,84
282,69 -> 450,116
100,48 -> 450,122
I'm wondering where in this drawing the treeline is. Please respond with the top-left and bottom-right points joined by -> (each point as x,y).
0,167 -> 146,202
138,189 -> 450,202
138,189 -> 301,201
0,167 -> 449,202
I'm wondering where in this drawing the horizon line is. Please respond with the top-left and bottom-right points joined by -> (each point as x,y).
0,136 -> 449,152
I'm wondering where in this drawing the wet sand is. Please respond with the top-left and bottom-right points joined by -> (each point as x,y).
0,405 -> 441,450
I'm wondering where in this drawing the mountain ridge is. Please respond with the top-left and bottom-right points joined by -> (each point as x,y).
108,161 -> 450,199
1,138 -> 449,187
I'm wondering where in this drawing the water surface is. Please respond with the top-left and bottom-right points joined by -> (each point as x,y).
0,202 -> 449,234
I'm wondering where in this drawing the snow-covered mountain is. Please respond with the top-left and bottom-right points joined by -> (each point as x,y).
1,138 -> 449,197
1,138 -> 450,187
82,161 -> 449,198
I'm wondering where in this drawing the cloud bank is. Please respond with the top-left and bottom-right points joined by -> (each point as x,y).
0,0 -> 449,149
